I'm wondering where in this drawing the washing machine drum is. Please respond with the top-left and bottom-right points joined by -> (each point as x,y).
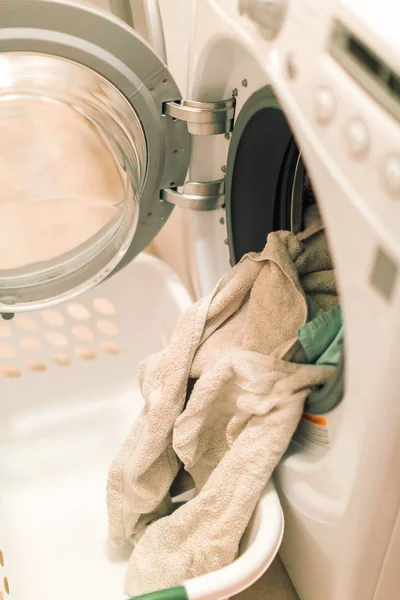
0,0 -> 189,313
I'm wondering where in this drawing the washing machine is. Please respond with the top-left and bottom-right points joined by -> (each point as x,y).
0,1 -> 399,599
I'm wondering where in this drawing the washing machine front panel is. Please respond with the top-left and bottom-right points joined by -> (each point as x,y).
0,0 -> 189,312
258,2 -> 400,599
187,1 -> 400,599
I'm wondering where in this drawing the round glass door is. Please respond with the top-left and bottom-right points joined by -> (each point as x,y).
0,52 -> 147,312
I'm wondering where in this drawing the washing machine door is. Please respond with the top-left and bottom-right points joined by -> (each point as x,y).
0,0 -> 189,313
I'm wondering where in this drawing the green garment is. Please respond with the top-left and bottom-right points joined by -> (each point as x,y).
297,304 -> 344,366
130,587 -> 188,600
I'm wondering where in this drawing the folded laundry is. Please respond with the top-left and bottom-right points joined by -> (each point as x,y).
107,203 -> 338,596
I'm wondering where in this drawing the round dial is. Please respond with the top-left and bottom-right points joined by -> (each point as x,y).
239,0 -> 288,40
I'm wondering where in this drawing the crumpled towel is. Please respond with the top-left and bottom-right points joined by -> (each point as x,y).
296,203 -> 337,312
107,224 -> 335,596
124,354 -> 334,595
107,231 -> 306,548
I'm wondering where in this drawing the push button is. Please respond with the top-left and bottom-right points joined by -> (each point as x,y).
383,155 -> 400,197
314,87 -> 336,125
346,118 -> 369,159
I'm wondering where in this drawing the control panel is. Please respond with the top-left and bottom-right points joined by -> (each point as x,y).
271,0 -> 400,246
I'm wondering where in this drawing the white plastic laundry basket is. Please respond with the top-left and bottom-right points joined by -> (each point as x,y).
0,254 -> 283,600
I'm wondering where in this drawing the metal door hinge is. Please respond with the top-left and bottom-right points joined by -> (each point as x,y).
162,179 -> 225,211
163,99 -> 235,135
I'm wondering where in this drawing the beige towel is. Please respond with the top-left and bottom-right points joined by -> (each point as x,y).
124,354 -> 334,595
107,227 -> 335,595
191,231 -> 308,377
107,231 -> 305,547
296,203 -> 337,312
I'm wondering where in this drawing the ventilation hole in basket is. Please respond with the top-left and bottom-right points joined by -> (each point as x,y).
0,550 -> 3,566
52,353 -> 71,367
96,320 -> 118,336
67,303 -> 91,321
0,365 -> 20,378
15,315 -> 38,332
46,331 -> 68,347
75,347 -> 96,360
27,360 -> 46,373
20,338 -> 42,352
100,341 -> 120,355
41,309 -> 65,327
0,344 -> 16,359
3,577 -> 9,594
93,298 -> 116,316
71,326 -> 93,342
0,324 -> 11,339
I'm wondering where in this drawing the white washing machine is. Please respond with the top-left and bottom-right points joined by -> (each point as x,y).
0,1 -> 399,600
